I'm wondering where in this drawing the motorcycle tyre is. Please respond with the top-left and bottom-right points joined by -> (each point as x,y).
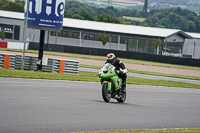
117,89 -> 126,103
102,83 -> 111,102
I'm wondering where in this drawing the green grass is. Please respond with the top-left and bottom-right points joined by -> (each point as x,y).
1,48 -> 200,71
73,128 -> 200,133
0,68 -> 98,82
128,69 -> 200,80
123,16 -> 146,22
127,76 -> 200,89
80,64 -> 200,81
121,58 -> 200,71
1,68 -> 200,89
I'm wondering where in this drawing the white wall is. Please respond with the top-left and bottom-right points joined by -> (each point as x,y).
166,34 -> 185,42
7,42 -> 29,50
47,34 -> 127,51
183,39 -> 200,59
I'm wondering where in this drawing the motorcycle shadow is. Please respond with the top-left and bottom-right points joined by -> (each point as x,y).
88,99 -> 135,106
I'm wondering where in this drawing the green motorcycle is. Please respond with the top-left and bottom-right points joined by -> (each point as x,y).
98,63 -> 126,103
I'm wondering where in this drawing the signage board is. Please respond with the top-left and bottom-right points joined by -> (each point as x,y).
24,0 -> 65,31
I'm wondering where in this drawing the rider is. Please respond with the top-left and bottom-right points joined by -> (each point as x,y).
106,53 -> 128,99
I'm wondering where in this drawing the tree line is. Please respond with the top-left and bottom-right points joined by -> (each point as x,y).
0,0 -> 24,12
65,1 -> 200,32
1,0 -> 200,33
143,7 -> 200,32
67,0 -> 200,12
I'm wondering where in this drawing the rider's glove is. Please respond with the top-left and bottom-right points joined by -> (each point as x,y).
118,69 -> 128,74
119,70 -> 123,74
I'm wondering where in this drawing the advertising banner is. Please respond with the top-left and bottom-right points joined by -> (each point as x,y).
24,0 -> 65,31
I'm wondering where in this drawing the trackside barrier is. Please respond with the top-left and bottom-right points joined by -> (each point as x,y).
0,53 -> 15,69
52,59 -> 79,74
0,53 -> 79,75
15,55 -> 38,70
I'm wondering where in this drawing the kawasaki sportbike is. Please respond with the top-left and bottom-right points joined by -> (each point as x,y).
98,63 -> 126,103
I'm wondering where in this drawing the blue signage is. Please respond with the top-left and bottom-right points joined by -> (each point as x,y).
24,0 -> 65,31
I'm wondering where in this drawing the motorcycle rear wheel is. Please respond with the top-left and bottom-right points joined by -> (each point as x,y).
117,89 -> 126,103
102,83 -> 111,102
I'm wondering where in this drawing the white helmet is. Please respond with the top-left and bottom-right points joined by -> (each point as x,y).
106,53 -> 116,64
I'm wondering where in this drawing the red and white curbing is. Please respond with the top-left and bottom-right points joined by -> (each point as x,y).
0,41 -> 28,50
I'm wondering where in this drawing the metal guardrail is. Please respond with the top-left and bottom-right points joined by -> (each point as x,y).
15,55 -> 38,70
0,53 -> 16,69
52,59 -> 79,74
0,54 -> 4,68
9,54 -> 15,69
0,53 -> 79,75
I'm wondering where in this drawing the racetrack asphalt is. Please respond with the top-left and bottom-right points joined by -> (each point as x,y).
0,77 -> 200,133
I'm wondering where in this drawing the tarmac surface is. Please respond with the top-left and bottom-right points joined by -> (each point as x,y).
0,78 -> 200,133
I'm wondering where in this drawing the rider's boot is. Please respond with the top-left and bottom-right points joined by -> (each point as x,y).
121,80 -> 126,94
115,85 -> 125,99
114,94 -> 121,99
114,89 -> 121,99
122,85 -> 126,94
114,79 -> 126,99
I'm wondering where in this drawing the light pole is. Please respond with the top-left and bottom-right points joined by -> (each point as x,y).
193,42 -> 196,58
21,0 -> 29,70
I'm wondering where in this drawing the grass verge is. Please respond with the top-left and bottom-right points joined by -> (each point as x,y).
0,68 -> 200,89
80,64 -> 200,81
1,48 -> 200,71
73,128 -> 200,133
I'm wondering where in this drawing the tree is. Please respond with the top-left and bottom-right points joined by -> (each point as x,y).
143,7 -> 200,32
118,18 -> 131,25
99,32 -> 110,46
153,38 -> 163,55
72,14 -> 84,20
95,14 -> 113,23
79,11 -> 94,21
143,0 -> 148,17
95,13 -> 130,24
0,0 -> 24,12
64,11 -> 72,18
0,29 -> 5,40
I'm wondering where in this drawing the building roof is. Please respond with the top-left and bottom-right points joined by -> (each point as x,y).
0,10 -> 24,20
0,10 -> 194,39
63,18 -> 188,38
185,32 -> 200,39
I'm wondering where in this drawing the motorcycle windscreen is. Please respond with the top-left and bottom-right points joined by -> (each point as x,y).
102,63 -> 114,72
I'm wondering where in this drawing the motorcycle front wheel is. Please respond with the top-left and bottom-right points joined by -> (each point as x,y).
102,83 -> 111,102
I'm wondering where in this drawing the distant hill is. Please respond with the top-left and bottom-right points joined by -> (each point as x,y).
66,0 -> 200,12
66,0 -> 144,8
